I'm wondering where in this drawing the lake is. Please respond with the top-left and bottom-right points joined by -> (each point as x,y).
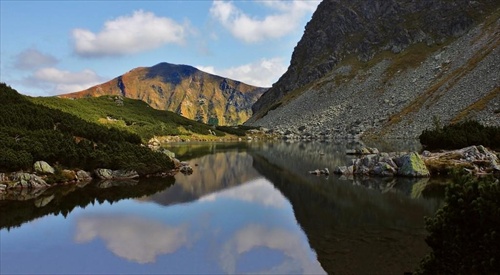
0,141 -> 443,274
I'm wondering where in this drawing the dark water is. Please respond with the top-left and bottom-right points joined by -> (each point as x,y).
0,141 -> 443,274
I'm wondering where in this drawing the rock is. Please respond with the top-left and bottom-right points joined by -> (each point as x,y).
172,158 -> 182,168
361,154 -> 379,168
355,165 -> 371,175
62,169 -> 77,181
397,152 -> 430,177
322,168 -> 330,175
180,165 -> 193,175
161,149 -> 176,158
147,137 -> 161,151
334,165 -> 354,175
309,169 -> 321,175
10,172 -> 49,189
112,170 -> 139,179
372,162 -> 397,176
76,170 -> 92,181
94,169 -> 113,180
33,161 -> 55,174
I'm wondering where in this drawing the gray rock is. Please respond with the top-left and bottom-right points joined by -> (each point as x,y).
33,161 -> 55,174
397,152 -> 430,177
76,170 -> 92,181
10,173 -> 49,189
180,165 -> 193,175
112,170 -> 139,179
94,169 -> 113,180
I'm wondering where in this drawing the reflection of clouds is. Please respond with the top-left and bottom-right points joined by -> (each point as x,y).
220,224 -> 325,274
200,178 -> 287,209
75,216 -> 188,264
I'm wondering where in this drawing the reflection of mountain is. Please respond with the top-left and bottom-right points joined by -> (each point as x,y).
0,178 -> 174,230
250,148 -> 442,274
146,151 -> 260,206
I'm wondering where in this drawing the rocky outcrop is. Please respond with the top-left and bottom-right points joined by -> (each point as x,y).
9,173 -> 50,189
247,0 -> 500,139
334,145 -> 499,178
333,151 -> 428,177
60,62 -> 267,126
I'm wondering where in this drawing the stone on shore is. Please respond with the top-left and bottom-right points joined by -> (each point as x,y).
397,152 -> 430,177
33,161 -> 55,174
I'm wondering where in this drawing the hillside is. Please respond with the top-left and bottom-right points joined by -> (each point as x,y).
60,62 -> 267,126
0,83 -> 174,175
247,0 -> 500,139
30,95 -> 235,141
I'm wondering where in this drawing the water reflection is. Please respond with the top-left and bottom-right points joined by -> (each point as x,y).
75,216 -> 189,264
1,141 -> 443,275
71,178 -> 324,274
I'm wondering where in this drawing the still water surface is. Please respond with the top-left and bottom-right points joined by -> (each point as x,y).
0,141 -> 442,274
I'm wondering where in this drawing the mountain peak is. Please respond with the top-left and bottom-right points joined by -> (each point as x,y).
60,63 -> 267,125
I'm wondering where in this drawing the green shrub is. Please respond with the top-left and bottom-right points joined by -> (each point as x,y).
419,120 -> 500,150
415,174 -> 500,274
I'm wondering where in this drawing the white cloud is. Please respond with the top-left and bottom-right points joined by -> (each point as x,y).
23,67 -> 104,95
75,215 -> 189,264
196,57 -> 287,87
14,48 -> 59,70
72,10 -> 188,57
210,0 -> 320,43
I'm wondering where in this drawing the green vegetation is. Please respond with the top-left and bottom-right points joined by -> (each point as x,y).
30,94 -> 227,141
0,83 -> 174,175
419,120 -> 500,150
416,173 -> 500,274
215,125 -> 258,137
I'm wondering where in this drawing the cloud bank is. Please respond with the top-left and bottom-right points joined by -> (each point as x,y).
210,0 -> 320,43
14,48 -> 59,70
23,67 -> 104,95
196,57 -> 287,87
72,10 -> 188,57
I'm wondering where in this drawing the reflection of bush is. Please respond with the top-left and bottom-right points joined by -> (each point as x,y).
419,120 -> 500,150
0,177 -> 175,230
416,174 -> 500,274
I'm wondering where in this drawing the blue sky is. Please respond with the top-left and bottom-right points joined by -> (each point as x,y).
0,0 -> 320,96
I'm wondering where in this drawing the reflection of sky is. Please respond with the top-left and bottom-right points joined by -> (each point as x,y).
0,178 -> 325,274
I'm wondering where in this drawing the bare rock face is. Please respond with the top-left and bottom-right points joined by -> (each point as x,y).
60,63 -> 268,126
248,0 -> 500,139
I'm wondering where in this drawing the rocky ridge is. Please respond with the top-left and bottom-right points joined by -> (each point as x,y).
247,0 -> 500,139
61,62 -> 267,126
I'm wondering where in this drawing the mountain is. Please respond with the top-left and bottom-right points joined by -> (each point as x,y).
247,0 -> 500,139
60,62 -> 268,126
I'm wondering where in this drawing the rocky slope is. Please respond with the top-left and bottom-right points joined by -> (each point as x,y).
61,62 -> 267,126
247,0 -> 500,139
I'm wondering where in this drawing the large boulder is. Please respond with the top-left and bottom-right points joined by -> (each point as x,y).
94,169 -> 113,180
76,170 -> 92,181
33,161 -> 55,174
397,152 -> 430,177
